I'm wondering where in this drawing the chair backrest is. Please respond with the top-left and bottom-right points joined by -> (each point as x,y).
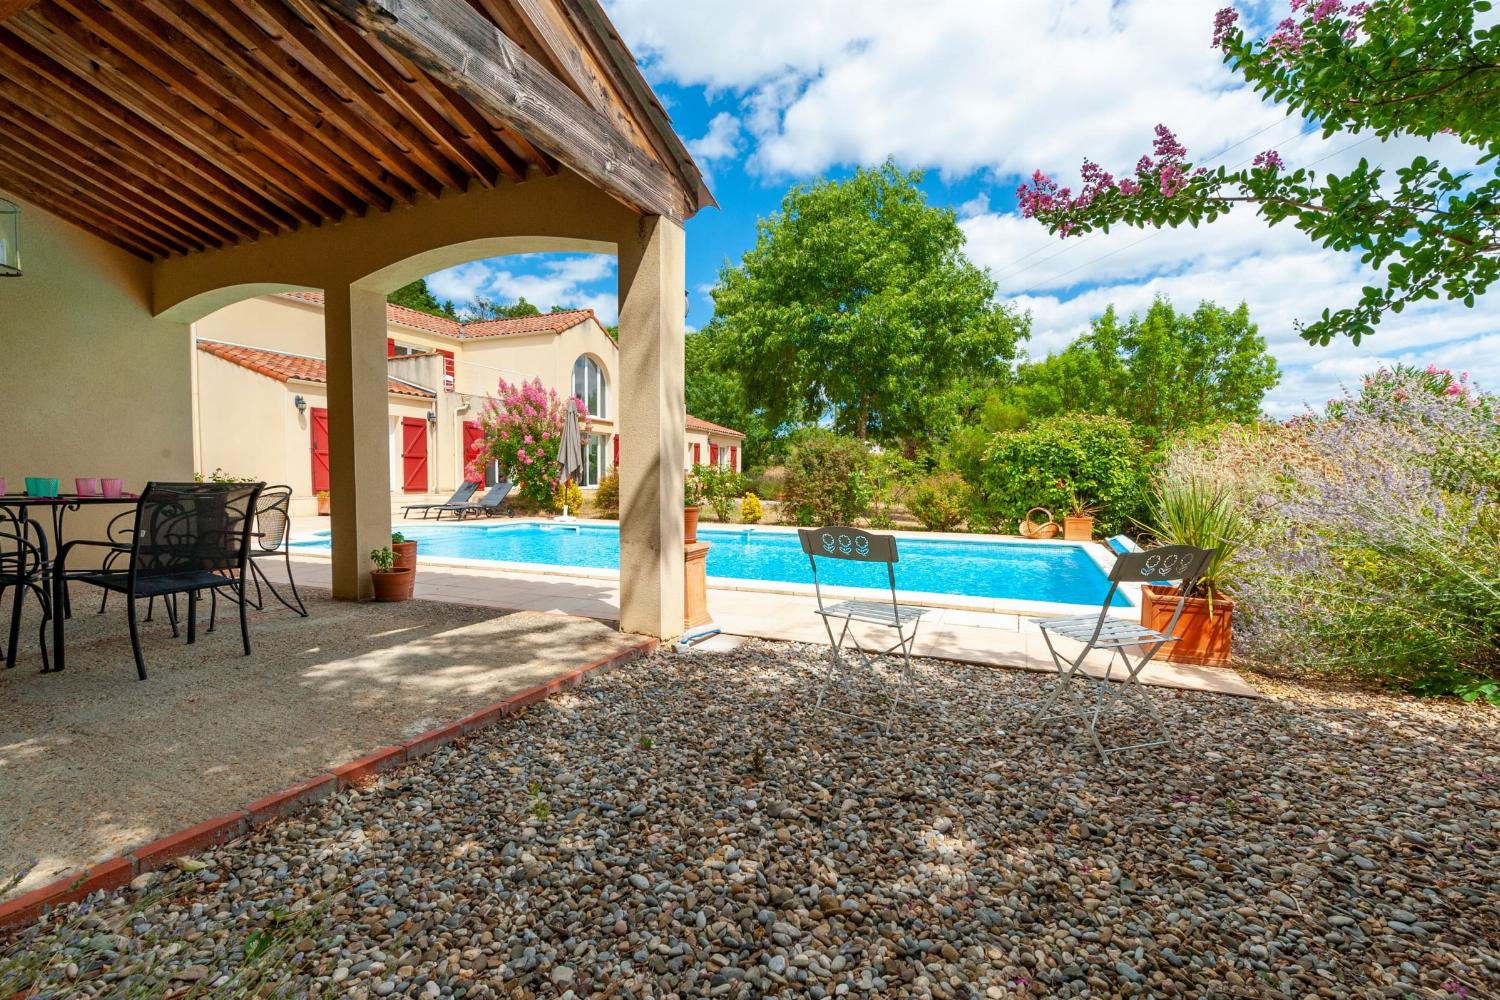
476,481 -> 512,508
0,506 -> 48,581
254,485 -> 294,553
447,480 -> 481,504
1076,544 -> 1216,647
129,482 -> 264,581
797,525 -> 901,611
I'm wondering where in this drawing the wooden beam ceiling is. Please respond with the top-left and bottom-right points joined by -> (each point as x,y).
0,0 -> 704,262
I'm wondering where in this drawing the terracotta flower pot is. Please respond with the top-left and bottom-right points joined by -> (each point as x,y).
1140,583 -> 1234,667
316,495 -> 331,516
370,567 -> 413,602
684,505 -> 701,544
1062,515 -> 1094,541
391,540 -> 418,599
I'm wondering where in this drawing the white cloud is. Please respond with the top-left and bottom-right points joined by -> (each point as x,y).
427,255 -> 620,324
603,0 -> 1497,414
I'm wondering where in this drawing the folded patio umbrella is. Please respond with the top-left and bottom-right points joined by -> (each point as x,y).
558,396 -> 585,487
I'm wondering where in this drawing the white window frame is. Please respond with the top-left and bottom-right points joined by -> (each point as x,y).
571,355 -> 607,420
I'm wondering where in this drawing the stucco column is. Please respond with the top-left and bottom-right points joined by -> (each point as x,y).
323,284 -> 392,600
616,215 -> 686,638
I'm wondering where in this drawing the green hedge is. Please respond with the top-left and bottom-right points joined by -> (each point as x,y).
976,414 -> 1149,535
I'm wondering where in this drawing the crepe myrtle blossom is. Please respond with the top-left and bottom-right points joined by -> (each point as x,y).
469,376 -> 589,508
1017,124 -> 1200,235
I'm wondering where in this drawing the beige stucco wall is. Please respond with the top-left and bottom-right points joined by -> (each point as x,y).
0,193 -> 194,546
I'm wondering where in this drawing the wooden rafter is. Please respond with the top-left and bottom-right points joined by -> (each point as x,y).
317,0 -> 692,221
0,0 -> 704,261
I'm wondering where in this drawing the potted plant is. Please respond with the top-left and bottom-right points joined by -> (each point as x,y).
1135,478 -> 1243,667
369,546 -> 412,602
390,530 -> 418,599
684,467 -> 706,543
315,489 -> 331,516
1062,490 -> 1098,541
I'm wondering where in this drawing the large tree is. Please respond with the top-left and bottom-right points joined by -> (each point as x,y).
706,161 -> 1026,444
685,329 -> 785,468
387,278 -> 455,319
1018,0 -> 1499,346
1013,298 -> 1280,438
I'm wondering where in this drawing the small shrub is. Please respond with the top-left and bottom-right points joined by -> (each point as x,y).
696,464 -> 748,522
975,414 -> 1148,535
751,465 -> 787,501
907,472 -> 970,531
593,464 -> 620,518
740,491 -> 764,524
553,478 -> 584,514
781,431 -> 873,526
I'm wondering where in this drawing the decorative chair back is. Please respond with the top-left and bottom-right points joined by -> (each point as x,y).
0,506 -> 48,581
128,482 -> 264,583
798,525 -> 901,611
254,486 -> 294,553
1090,544 -> 1216,644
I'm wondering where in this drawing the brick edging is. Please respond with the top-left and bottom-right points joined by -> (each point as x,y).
0,637 -> 658,930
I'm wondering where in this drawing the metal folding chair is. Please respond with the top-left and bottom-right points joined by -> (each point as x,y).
1023,544 -> 1215,761
798,526 -> 931,734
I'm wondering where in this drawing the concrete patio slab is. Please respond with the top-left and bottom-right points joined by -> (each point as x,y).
0,591 -> 645,898
261,552 -> 1262,700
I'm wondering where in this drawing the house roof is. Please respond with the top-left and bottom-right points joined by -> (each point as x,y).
686,414 -> 745,440
196,340 -> 435,399
277,292 -> 595,341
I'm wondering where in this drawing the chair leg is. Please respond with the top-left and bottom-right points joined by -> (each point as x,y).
207,589 -> 218,633
6,579 -> 23,670
283,548 -> 308,617
126,594 -> 147,680
30,582 -> 50,674
98,588 -> 110,615
186,592 -> 197,644
238,579 -> 252,656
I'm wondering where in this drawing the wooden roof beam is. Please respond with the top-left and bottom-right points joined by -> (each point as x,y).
0,49 -> 286,235
0,145 -> 181,258
316,0 -> 691,221
11,8 -> 339,225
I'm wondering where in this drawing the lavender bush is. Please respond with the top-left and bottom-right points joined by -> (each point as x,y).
1173,368 -> 1499,701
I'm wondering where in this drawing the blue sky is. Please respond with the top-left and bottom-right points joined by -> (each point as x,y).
428,0 -> 1498,417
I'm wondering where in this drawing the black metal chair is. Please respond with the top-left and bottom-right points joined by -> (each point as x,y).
246,485 -> 308,617
55,482 -> 264,680
1,507 -> 52,672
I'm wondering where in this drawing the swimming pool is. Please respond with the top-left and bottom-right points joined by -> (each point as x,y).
295,522 -> 1130,607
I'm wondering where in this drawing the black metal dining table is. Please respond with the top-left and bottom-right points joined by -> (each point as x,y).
0,493 -> 139,671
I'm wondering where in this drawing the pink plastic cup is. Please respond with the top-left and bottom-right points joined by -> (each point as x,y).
100,478 -> 124,499
76,477 -> 99,496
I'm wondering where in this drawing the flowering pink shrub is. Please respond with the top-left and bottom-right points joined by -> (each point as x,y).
468,377 -> 589,510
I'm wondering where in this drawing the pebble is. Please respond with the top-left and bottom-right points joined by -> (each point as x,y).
5,641 -> 1498,998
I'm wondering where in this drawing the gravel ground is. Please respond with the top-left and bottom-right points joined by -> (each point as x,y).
5,640 -> 1498,999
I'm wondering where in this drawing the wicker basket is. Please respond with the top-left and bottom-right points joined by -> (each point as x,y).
1019,506 -> 1060,539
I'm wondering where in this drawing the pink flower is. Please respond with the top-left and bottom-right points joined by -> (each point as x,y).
1252,149 -> 1284,172
1117,178 -> 1142,196
1426,363 -> 1440,374
1445,383 -> 1463,397
1212,6 -> 1239,48
1152,125 -> 1186,162
523,434 -> 534,444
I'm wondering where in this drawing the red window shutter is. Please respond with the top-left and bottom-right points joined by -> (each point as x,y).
309,407 -> 330,494
709,443 -> 719,467
612,434 -> 620,467
692,443 -> 700,464
386,338 -> 395,357
401,417 -> 429,493
730,446 -> 738,471
438,349 -> 455,392
463,420 -> 488,485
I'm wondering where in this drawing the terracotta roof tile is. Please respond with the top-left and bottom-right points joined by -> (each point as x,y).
686,414 -> 745,439
458,309 -> 595,340
275,292 -> 592,341
196,340 -> 435,399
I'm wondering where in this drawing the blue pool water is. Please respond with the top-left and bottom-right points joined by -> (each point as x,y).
295,523 -> 1129,606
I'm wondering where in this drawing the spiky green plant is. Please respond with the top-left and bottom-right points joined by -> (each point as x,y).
1137,477 -> 1245,613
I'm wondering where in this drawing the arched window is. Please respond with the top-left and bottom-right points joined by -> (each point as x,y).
571,355 -> 606,419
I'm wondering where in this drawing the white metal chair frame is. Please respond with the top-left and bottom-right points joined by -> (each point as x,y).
798,526 -> 931,734
1025,544 -> 1216,761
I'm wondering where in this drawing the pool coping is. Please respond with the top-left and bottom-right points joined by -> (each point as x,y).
298,518 -> 1140,619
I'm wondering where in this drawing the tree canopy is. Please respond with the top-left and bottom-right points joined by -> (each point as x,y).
1013,299 -> 1280,439
705,161 -> 1026,445
1018,0 -> 1499,346
387,279 -> 455,319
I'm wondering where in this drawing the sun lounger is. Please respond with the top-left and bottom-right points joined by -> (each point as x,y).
402,480 -> 479,519
434,481 -> 513,520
